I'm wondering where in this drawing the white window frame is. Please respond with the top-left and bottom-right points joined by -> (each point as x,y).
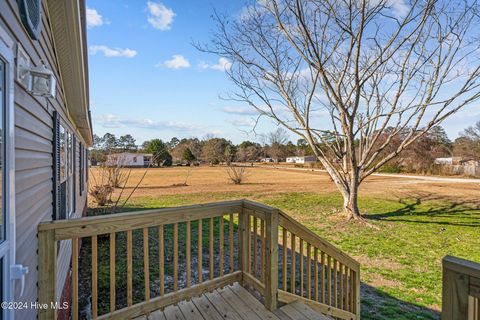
0,27 -> 17,320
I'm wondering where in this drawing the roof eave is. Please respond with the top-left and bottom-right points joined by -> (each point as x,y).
46,0 -> 93,146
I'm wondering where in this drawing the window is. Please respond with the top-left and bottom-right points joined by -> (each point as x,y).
79,142 -> 84,195
0,57 -> 4,242
59,125 -> 65,182
57,127 -> 76,218
67,132 -> 74,216
133,156 -> 137,163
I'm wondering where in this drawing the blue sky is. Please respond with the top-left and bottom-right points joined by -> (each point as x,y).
86,1 -> 479,145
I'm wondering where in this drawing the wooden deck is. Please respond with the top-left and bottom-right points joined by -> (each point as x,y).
134,283 -> 331,320
38,200 -> 360,320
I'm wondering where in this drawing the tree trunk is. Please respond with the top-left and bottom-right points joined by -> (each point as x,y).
342,173 -> 362,220
343,190 -> 361,220
316,157 -> 362,220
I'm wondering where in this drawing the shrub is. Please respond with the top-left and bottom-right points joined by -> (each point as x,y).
379,163 -> 402,173
227,165 -> 248,184
89,185 -> 114,206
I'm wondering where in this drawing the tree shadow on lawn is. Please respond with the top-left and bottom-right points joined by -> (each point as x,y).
366,193 -> 480,228
360,282 -> 439,320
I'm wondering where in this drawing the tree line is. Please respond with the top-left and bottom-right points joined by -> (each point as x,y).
90,122 -> 480,172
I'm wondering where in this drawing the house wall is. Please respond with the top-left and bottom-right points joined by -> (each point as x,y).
0,1 -> 89,319
106,153 -> 145,167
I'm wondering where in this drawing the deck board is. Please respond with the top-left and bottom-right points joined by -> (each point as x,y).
217,286 -> 263,320
177,300 -> 204,320
204,290 -> 244,320
287,300 -> 333,320
279,303 -> 310,320
130,283 -> 329,320
149,309 -> 167,320
163,305 -> 186,320
191,295 -> 225,320
229,283 -> 283,320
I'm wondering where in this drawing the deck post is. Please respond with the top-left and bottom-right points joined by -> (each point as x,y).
355,268 -> 361,319
239,205 -> 249,286
265,208 -> 279,311
38,228 -> 57,320
441,256 -> 472,320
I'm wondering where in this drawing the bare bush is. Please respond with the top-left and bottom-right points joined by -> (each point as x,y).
227,165 -> 248,184
89,185 -> 114,206
105,154 -> 129,187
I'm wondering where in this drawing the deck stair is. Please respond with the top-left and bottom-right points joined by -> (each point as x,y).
278,300 -> 334,320
134,283 -> 332,320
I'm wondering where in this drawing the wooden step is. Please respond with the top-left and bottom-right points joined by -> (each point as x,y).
279,300 -> 333,320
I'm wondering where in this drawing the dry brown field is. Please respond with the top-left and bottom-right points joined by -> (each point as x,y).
90,165 -> 480,204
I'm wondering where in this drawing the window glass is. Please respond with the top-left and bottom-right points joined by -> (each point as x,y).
68,133 -> 72,174
59,125 -> 65,181
66,132 -> 71,214
0,60 -> 4,242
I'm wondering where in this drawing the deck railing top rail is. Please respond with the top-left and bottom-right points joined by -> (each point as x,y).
39,200 -> 243,240
38,199 -> 361,320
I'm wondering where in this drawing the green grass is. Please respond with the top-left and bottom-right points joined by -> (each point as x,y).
85,191 -> 480,319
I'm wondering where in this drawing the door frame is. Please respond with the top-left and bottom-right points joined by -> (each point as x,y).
0,26 -> 17,319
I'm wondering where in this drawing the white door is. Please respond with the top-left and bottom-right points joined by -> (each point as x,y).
0,28 -> 24,320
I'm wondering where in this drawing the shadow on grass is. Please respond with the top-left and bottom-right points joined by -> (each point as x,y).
366,194 -> 480,227
360,282 -> 439,320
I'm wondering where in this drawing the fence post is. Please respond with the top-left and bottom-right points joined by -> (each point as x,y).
355,268 -> 361,319
265,208 -> 279,311
38,228 -> 57,320
239,205 -> 248,286
442,256 -> 470,320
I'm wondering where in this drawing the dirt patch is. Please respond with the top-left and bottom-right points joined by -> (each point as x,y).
354,255 -> 404,271
368,274 -> 403,289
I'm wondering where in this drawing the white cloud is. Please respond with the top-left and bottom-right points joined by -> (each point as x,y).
222,106 -> 258,116
147,1 -> 175,30
95,114 -> 199,131
227,118 -> 257,127
86,8 -> 103,28
388,0 -> 409,18
89,45 -> 137,58
199,58 -> 232,72
368,0 -> 409,19
160,55 -> 191,69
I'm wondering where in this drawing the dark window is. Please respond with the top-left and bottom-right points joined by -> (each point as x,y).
0,59 -> 5,241
79,142 -> 84,195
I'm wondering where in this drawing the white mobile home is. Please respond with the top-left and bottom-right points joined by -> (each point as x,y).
286,156 -> 317,164
106,152 -> 150,167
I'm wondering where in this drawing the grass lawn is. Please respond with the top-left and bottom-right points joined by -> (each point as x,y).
85,167 -> 480,319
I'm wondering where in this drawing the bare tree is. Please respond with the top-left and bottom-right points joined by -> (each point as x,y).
265,128 -> 289,162
200,0 -> 480,220
454,121 -> 480,158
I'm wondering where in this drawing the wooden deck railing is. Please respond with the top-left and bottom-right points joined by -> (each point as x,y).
442,256 -> 480,320
38,200 -> 361,320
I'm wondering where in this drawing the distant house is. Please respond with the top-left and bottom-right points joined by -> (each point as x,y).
434,157 -> 453,165
434,157 -> 480,176
260,158 -> 275,163
434,157 -> 480,166
286,156 -> 317,164
106,153 -> 153,167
